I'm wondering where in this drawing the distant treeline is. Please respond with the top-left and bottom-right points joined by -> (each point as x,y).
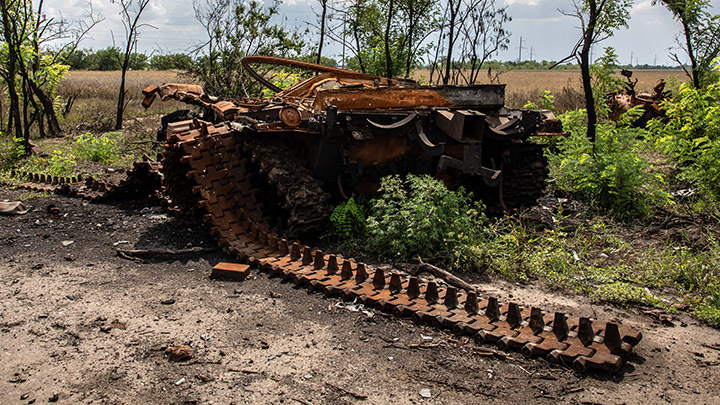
65,47 -> 682,72
65,48 -> 340,71
65,48 -> 193,71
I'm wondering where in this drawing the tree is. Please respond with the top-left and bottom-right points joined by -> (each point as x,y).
189,0 -> 306,97
429,0 -> 511,85
112,0 -> 152,130
149,53 -> 193,70
328,0 -> 439,78
653,0 -> 720,88
315,0 -> 328,65
556,0 -> 632,145
85,47 -> 123,70
0,0 -> 100,150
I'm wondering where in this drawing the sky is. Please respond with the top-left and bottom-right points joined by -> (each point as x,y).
42,0 -> 720,66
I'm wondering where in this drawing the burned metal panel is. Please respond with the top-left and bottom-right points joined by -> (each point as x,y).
313,86 -> 505,112
433,109 -> 487,142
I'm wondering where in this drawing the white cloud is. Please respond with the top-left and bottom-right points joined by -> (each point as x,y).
37,0 -> 720,63
505,0 -> 541,6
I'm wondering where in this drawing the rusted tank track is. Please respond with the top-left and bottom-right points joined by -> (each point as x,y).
162,122 -> 643,375
5,162 -> 162,200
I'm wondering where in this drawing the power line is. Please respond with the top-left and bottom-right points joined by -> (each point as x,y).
517,36 -> 525,62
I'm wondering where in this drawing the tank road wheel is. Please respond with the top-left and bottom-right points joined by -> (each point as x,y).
460,142 -> 548,211
500,143 -> 549,209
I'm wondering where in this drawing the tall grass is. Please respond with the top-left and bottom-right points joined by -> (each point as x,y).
56,70 -> 192,133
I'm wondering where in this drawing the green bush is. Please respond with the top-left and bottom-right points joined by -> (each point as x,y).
74,132 -> 118,163
365,175 -> 486,270
647,71 -> 720,200
0,136 -> 26,171
547,109 -> 669,216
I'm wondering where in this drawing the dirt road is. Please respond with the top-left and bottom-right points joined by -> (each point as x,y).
1,190 -> 719,404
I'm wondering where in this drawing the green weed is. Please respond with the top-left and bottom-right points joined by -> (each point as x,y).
330,197 -> 367,237
364,175 -> 486,270
74,132 -> 119,163
590,282 -> 661,307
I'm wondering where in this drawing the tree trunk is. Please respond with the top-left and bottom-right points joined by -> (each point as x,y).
26,76 -> 62,136
316,0 -> 327,65
681,19 -> 701,88
443,1 -> 458,85
405,6 -> 415,78
1,6 -> 25,152
384,0 -> 395,78
115,56 -> 130,130
581,0 -> 598,146
352,21 -> 365,73
22,76 -> 31,142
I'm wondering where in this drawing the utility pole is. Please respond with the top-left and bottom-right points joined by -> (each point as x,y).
530,47 -> 534,62
517,36 -> 525,62
654,54 -> 657,66
630,51 -> 633,66
341,17 -> 346,69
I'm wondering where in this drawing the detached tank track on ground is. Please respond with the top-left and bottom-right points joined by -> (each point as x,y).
160,122 -> 643,375
4,165 -> 161,200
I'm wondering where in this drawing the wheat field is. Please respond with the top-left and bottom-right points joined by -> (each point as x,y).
54,68 -> 687,131
414,69 -> 686,109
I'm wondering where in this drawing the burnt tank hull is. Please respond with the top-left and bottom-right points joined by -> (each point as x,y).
143,56 -> 565,234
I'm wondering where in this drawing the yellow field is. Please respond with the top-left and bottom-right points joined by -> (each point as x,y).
56,70 -> 190,132
414,69 -> 687,109
59,70 -> 188,99
55,69 -> 688,129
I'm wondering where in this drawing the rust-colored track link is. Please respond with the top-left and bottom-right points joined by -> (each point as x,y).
162,124 -> 643,375
5,163 -> 162,200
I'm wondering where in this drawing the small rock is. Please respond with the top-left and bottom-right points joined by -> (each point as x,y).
269,291 -> 282,298
48,392 -> 59,402
260,341 -> 269,349
421,335 -> 433,342
31,263 -> 43,270
165,345 -> 193,362
38,314 -> 48,319
693,388 -> 701,394
195,373 -> 212,383
233,288 -> 243,295
304,374 -> 312,379
110,319 -> 126,329
175,377 -> 186,386
419,388 -> 432,398
161,298 -> 176,305
61,240 -> 74,247
20,393 -> 29,400
64,255 -> 74,262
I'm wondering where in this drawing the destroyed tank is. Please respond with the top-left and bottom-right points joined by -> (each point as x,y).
143,56 -> 566,237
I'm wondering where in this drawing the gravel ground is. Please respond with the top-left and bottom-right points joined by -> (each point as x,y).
1,189 -> 719,404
